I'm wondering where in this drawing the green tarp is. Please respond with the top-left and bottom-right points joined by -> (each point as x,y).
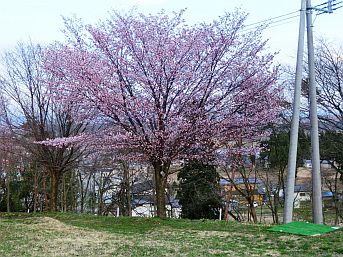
268,221 -> 341,236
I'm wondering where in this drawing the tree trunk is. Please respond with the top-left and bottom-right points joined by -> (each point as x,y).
98,172 -> 104,215
122,161 -> 132,216
273,196 -> 279,224
92,173 -> 96,214
98,189 -> 104,215
6,172 -> 10,213
247,196 -> 258,223
33,168 -> 38,213
333,171 -> 343,225
153,161 -> 168,218
70,171 -> 77,211
62,174 -> 67,212
50,170 -> 60,211
79,171 -> 92,213
78,171 -> 84,213
250,205 -> 258,223
42,172 -> 49,210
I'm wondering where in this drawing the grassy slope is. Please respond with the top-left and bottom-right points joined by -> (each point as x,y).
0,212 -> 342,257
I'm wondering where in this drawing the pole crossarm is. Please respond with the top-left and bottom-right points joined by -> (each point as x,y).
310,0 -> 343,14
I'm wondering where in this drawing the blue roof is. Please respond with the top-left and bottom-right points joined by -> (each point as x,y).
322,191 -> 333,197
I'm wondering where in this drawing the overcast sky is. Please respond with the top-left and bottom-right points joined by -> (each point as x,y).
0,0 -> 342,65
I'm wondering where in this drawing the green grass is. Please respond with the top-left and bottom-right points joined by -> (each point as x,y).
0,212 -> 342,256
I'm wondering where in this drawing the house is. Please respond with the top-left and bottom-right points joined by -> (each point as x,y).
131,180 -> 181,218
303,160 -> 312,168
131,196 -> 181,218
303,159 -> 337,169
220,177 -> 263,189
279,184 -> 311,208
220,177 -> 265,206
293,184 -> 311,208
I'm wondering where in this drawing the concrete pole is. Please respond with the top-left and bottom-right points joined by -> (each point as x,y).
306,0 -> 323,224
283,0 -> 306,224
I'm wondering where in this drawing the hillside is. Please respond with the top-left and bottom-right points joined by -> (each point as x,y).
0,213 -> 342,256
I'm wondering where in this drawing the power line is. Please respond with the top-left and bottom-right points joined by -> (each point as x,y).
242,13 -> 299,33
267,18 -> 299,30
266,14 -> 300,26
244,11 -> 299,28
241,0 -> 342,33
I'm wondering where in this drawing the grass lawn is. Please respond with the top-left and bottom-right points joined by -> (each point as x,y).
0,212 -> 342,257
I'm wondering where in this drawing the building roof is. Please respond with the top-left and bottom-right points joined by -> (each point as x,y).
131,180 -> 154,194
131,195 -> 181,208
322,191 -> 333,197
220,177 -> 262,186
294,184 -> 310,192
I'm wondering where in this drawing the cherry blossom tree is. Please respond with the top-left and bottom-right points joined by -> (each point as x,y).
42,10 -> 282,217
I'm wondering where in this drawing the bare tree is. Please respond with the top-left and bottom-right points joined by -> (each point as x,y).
223,155 -> 261,223
0,128 -> 27,212
313,41 -> 343,223
77,166 -> 94,213
0,42 -> 87,211
313,40 -> 343,130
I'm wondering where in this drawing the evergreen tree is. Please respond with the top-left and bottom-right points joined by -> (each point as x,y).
177,161 -> 222,219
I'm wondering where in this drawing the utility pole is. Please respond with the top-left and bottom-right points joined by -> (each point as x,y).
306,0 -> 323,224
284,0 -> 341,224
306,0 -> 342,223
283,0 -> 306,224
